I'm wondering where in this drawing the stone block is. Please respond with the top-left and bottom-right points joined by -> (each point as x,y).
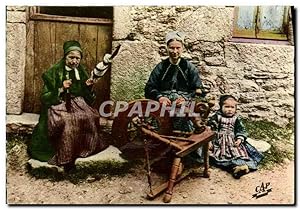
6,6 -> 26,11
204,55 -> 224,66
6,23 -> 26,114
110,41 -> 161,101
7,11 -> 26,23
247,138 -> 271,153
176,6 -> 233,42
6,113 -> 39,134
239,79 -> 260,92
225,42 -> 294,74
76,145 -> 128,167
27,159 -> 64,173
27,146 -> 128,175
113,7 -> 133,40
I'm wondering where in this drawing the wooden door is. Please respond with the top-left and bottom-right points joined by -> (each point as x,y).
24,7 -> 112,113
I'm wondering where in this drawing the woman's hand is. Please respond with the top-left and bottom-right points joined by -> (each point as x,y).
175,97 -> 185,106
235,138 -> 243,147
158,96 -> 171,106
85,78 -> 94,86
63,79 -> 72,89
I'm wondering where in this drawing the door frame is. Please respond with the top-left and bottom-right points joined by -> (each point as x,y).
24,6 -> 113,113
29,6 -> 113,25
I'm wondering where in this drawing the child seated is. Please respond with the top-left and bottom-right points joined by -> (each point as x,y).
208,95 -> 263,178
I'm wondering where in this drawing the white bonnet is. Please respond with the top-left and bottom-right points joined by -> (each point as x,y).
165,31 -> 185,44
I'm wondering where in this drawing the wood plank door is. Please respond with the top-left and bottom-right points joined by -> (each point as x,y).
24,8 -> 112,113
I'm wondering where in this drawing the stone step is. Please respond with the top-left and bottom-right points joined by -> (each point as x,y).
6,113 -> 39,134
7,113 -> 126,178
27,146 -> 130,179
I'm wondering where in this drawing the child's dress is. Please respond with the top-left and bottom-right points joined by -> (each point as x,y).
208,111 -> 263,170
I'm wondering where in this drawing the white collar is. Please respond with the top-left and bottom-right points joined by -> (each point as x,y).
65,65 -> 80,80
65,65 -> 73,71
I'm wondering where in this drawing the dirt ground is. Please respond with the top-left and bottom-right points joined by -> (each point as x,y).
6,159 -> 294,205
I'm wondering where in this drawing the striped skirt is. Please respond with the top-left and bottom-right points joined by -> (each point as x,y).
47,97 -> 108,166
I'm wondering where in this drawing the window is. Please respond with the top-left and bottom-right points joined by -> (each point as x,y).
233,6 -> 292,41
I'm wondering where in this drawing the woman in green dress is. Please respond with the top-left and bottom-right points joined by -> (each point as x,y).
29,40 -> 110,171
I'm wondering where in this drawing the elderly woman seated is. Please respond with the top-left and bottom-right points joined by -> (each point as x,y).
29,40 -> 111,171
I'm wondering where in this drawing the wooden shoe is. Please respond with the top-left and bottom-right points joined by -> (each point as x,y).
232,165 -> 249,179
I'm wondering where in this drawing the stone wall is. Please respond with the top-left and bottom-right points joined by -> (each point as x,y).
6,6 -> 27,114
111,6 -> 294,126
6,6 -> 294,127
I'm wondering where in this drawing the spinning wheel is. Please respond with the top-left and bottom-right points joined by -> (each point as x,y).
111,98 -> 215,203
111,99 -> 172,159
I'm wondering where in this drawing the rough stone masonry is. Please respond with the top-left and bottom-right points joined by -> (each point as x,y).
6,6 -> 294,127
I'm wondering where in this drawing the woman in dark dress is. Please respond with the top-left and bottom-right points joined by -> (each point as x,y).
145,31 -> 203,133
